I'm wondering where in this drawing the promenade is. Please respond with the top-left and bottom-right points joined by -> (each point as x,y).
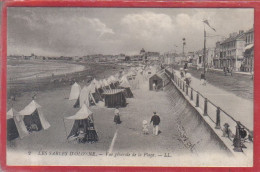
173,69 -> 253,133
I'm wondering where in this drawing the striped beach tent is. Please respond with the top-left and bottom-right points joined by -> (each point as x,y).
102,89 -> 126,108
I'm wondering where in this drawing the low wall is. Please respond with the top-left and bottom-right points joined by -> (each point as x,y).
164,69 -> 234,155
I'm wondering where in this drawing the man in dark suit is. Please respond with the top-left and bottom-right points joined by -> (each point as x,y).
150,112 -> 161,135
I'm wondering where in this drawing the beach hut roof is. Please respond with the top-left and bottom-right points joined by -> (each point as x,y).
19,100 -> 41,116
66,104 -> 93,120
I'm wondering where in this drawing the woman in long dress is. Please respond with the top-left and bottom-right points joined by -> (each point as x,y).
114,107 -> 121,125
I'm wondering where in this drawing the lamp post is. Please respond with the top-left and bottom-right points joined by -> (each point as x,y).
182,38 -> 186,56
203,24 -> 206,75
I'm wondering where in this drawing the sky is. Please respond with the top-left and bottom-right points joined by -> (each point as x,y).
7,8 -> 253,56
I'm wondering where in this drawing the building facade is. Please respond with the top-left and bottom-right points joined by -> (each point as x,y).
241,28 -> 254,72
220,31 -> 245,71
213,41 -> 221,68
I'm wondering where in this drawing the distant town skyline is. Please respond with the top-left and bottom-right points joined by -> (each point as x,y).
8,8 -> 253,56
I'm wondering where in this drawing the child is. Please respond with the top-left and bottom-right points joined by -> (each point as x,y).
142,120 -> 149,135
114,107 -> 121,125
222,123 -> 234,139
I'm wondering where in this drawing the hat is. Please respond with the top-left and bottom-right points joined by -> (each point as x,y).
153,111 -> 156,114
223,123 -> 229,127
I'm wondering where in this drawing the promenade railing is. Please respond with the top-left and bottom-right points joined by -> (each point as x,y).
164,68 -> 253,151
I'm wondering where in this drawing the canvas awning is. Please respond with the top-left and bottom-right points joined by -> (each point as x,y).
245,44 -> 254,50
66,104 -> 93,120
102,89 -> 125,95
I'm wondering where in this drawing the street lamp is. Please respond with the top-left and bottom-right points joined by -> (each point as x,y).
182,38 -> 186,56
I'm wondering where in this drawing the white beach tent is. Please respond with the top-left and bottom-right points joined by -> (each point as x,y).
19,100 -> 50,131
120,76 -> 131,88
94,80 -> 102,89
7,108 -> 29,140
102,79 -> 111,90
119,76 -> 134,98
103,79 -> 110,87
66,104 -> 93,120
92,78 -> 98,85
79,86 -> 90,107
79,84 -> 97,107
65,104 -> 96,139
69,82 -> 81,100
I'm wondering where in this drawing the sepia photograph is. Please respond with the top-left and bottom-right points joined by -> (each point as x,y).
6,7 -> 254,167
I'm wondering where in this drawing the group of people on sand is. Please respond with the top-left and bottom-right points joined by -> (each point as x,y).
114,107 -> 161,136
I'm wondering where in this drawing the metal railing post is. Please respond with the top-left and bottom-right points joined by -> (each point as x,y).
190,88 -> 193,101
233,121 -> 243,152
204,98 -> 208,116
186,85 -> 188,95
215,107 -> 221,129
196,92 -> 199,107
182,81 -> 185,92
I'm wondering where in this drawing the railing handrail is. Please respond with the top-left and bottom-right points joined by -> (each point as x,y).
165,68 -> 252,133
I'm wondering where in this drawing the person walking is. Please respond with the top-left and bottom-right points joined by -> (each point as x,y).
150,112 -> 161,136
200,72 -> 206,86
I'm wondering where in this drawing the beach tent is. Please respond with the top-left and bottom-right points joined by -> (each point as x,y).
19,100 -> 50,132
107,76 -> 117,89
69,82 -> 81,100
79,86 -> 90,107
112,74 -> 120,88
91,78 -> 98,85
102,79 -> 111,90
119,76 -> 134,98
66,104 -> 98,143
94,80 -> 105,99
88,83 -> 102,103
149,70 -> 170,91
7,108 -> 29,141
102,89 -> 126,108
79,85 -> 100,107
133,71 -> 143,89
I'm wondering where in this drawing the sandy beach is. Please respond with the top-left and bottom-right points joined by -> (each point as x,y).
7,66 -> 245,166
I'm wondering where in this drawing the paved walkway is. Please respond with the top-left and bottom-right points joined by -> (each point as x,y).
173,69 -> 253,133
207,67 -> 253,76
